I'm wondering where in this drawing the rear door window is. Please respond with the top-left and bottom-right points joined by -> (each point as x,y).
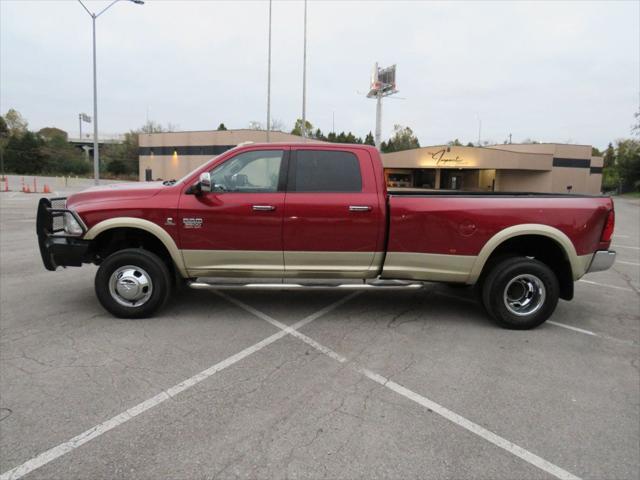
292,150 -> 362,192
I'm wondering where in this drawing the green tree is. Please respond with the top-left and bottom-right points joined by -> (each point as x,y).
591,146 -> 602,157
4,109 -> 28,136
38,127 -> 68,142
364,132 -> 375,146
291,119 -> 314,137
102,131 -> 139,176
616,139 -> 640,192
466,142 -> 474,147
40,134 -> 90,176
106,159 -> 127,175
312,128 -> 325,140
447,138 -> 463,147
4,131 -> 45,174
603,143 -> 615,168
382,125 -> 420,153
0,116 -> 8,177
217,123 -> 228,131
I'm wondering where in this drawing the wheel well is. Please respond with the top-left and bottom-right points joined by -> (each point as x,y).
88,227 -> 176,278
480,234 -> 574,300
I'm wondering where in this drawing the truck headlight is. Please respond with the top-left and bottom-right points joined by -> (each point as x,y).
63,212 -> 84,236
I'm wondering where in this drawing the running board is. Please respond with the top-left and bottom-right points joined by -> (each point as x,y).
188,280 -> 424,291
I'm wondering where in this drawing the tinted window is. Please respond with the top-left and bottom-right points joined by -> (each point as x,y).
210,150 -> 283,193
294,150 -> 362,192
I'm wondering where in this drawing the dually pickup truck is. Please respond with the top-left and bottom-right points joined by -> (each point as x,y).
37,143 -> 616,329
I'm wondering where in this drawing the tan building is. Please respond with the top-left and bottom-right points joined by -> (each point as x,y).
383,143 -> 603,194
139,130 -> 603,194
138,129 -> 320,181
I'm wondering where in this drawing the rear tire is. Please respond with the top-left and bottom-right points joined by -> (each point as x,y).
481,256 -> 559,330
95,248 -> 171,318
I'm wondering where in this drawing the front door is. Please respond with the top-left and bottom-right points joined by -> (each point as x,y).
282,147 -> 383,278
179,148 -> 288,277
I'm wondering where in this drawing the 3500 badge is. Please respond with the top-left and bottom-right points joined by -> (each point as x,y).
182,218 -> 203,229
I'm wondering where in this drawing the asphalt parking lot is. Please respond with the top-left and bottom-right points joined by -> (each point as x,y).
1,179 -> 638,480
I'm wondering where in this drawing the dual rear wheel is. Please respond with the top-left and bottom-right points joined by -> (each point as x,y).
481,256 -> 560,330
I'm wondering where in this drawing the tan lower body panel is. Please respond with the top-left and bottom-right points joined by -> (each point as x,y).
575,253 -> 595,280
283,251 -> 382,279
381,252 -> 476,283
182,250 -> 383,279
182,250 -> 284,278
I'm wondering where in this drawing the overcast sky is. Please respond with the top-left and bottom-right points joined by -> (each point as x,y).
1,0 -> 638,149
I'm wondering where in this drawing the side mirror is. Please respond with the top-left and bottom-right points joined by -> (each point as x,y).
199,172 -> 212,193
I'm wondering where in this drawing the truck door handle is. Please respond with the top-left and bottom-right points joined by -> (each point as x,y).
252,205 -> 276,211
349,205 -> 372,212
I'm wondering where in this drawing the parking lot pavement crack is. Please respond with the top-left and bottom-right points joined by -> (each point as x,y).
612,265 -> 640,296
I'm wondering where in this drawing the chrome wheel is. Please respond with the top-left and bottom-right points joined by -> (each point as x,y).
108,265 -> 153,307
503,274 -> 546,316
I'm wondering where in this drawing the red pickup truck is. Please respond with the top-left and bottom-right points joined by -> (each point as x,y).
37,143 -> 616,329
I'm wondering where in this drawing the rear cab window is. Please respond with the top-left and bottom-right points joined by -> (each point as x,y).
290,150 -> 362,192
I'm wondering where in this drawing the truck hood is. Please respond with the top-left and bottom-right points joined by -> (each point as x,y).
66,181 -> 165,209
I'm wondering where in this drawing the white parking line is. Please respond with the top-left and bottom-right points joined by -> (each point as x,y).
578,279 -> 634,292
548,321 -> 638,346
548,321 -> 596,336
612,244 -> 640,250
218,292 -> 582,480
0,293 -> 359,480
617,260 -> 640,266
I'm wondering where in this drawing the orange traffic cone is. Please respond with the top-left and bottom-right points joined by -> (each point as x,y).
43,184 -> 51,194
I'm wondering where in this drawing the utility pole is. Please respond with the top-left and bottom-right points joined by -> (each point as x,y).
509,133 -> 512,144
301,0 -> 307,140
266,0 -> 272,142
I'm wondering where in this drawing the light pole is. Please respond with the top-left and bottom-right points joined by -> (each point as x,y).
301,0 -> 307,140
266,0 -> 272,142
78,0 -> 144,185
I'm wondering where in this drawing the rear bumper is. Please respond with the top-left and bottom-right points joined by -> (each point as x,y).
36,197 -> 90,271
586,250 -> 616,273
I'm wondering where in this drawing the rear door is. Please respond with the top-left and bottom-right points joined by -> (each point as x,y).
179,147 -> 288,277
283,147 -> 383,278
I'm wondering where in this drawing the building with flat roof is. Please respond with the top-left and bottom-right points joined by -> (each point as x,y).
383,143 -> 603,194
138,130 -> 603,194
138,129 -> 321,181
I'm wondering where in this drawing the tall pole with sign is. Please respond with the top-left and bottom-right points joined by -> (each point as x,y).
367,63 -> 398,150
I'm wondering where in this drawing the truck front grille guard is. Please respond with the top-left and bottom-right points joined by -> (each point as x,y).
36,197 -> 87,239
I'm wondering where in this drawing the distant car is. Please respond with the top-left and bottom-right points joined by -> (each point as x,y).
37,143 -> 616,329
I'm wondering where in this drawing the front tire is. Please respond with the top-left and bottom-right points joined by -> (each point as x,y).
95,248 -> 172,318
482,256 -> 559,330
